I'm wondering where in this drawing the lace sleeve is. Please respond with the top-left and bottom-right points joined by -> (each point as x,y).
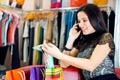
98,33 -> 115,49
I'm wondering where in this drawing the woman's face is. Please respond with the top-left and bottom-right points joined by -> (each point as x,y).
77,11 -> 96,35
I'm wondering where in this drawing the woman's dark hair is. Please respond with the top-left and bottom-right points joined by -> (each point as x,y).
76,4 -> 108,34
73,4 -> 108,48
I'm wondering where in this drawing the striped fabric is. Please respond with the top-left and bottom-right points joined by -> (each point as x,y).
45,67 -> 63,80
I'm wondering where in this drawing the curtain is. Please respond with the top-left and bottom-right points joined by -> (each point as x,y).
114,0 -> 120,68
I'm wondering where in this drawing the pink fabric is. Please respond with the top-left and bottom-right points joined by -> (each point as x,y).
51,2 -> 61,8
63,66 -> 81,80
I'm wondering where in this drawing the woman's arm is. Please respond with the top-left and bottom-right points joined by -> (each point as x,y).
60,48 -> 79,68
42,43 -> 111,72
61,43 -> 111,72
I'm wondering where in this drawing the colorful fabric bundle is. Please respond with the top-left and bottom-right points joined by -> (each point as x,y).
45,66 -> 63,80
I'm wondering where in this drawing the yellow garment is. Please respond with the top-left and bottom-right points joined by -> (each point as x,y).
24,13 -> 37,20
33,22 -> 41,65
93,0 -> 108,5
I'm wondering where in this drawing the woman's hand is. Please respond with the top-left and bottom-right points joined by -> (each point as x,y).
42,43 -> 62,59
69,24 -> 81,40
65,24 -> 81,49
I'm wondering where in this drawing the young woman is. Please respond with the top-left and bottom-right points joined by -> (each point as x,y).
42,4 -> 119,80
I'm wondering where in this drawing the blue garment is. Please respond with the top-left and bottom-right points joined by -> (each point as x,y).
29,21 -> 35,65
65,10 -> 77,45
12,28 -> 20,69
38,27 -> 44,64
0,46 -> 8,65
57,12 -> 62,48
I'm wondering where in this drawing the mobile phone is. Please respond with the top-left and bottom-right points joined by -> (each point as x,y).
76,24 -> 81,31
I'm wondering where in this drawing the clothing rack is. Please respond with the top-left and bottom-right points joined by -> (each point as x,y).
0,3 -> 79,14
0,3 -> 113,15
0,3 -> 112,28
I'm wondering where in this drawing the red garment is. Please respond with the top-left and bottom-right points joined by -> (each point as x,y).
70,0 -> 87,7
7,14 -> 19,44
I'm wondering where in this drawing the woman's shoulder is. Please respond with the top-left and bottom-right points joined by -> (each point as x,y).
98,32 -> 113,45
101,32 -> 112,38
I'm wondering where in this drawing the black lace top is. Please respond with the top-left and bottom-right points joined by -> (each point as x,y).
74,32 -> 115,80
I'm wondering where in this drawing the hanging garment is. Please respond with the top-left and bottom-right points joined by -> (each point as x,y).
53,15 -> 59,48
57,12 -> 62,48
109,10 -> 115,37
0,46 -> 8,65
7,14 -> 20,45
1,12 -> 7,46
33,22 -> 41,65
101,11 -> 108,28
0,10 -> 3,46
18,18 -> 24,62
29,21 -> 35,65
22,20 -> 29,62
38,27 -> 44,64
65,10 -> 77,45
12,28 -> 20,69
4,11 -> 13,46
59,11 -> 66,51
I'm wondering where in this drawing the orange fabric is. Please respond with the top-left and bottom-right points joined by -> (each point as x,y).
9,0 -> 25,5
70,0 -> 87,7
93,0 -> 108,6
6,68 -> 23,80
16,0 -> 25,5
